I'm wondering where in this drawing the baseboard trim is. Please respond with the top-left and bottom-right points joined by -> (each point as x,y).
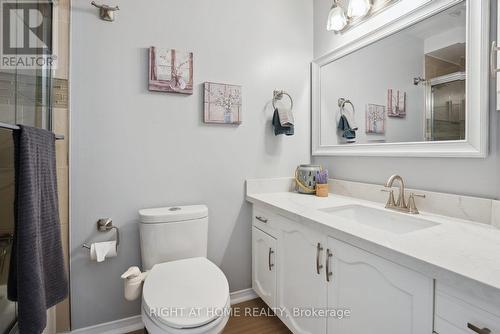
68,289 -> 257,334
70,315 -> 143,334
230,288 -> 258,305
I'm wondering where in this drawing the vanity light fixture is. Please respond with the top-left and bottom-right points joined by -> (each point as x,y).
327,0 -> 394,33
347,0 -> 372,18
327,0 -> 348,32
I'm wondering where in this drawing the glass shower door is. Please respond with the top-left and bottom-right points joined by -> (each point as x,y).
0,72 -> 52,334
0,70 -> 52,128
0,62 -> 18,334
430,80 -> 466,141
0,4 -> 53,333
0,85 -> 17,334
425,72 -> 466,142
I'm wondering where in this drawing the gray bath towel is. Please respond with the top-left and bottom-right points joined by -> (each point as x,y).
272,108 -> 294,136
8,125 -> 68,334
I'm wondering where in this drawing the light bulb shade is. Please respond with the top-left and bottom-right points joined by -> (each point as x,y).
326,5 -> 348,32
347,0 -> 371,18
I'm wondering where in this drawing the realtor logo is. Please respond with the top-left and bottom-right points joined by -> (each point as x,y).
1,0 -> 58,69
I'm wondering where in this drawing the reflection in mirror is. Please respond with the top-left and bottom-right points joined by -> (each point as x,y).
320,1 -> 466,146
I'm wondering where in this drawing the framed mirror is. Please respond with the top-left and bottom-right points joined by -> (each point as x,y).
312,0 -> 490,157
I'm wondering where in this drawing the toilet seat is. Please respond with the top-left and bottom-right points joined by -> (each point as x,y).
142,257 -> 230,332
142,298 -> 230,334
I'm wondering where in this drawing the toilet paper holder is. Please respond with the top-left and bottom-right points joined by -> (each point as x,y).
82,218 -> 119,250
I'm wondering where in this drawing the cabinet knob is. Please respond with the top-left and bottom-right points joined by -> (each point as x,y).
467,323 -> 491,334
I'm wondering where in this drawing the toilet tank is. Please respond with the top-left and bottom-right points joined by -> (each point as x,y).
139,205 -> 208,271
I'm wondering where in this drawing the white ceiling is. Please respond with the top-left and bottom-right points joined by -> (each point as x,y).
427,43 -> 466,65
405,2 -> 466,40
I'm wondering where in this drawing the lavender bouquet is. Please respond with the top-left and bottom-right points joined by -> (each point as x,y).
316,169 -> 329,185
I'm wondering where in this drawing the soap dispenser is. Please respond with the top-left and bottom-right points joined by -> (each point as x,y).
121,266 -> 148,301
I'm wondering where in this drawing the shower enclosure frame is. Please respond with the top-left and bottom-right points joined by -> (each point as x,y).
0,1 -> 59,333
424,71 -> 466,141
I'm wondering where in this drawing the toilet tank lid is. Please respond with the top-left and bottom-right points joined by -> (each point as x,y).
139,205 -> 208,223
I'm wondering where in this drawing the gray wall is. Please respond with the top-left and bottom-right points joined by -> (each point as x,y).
70,0 -> 312,328
313,0 -> 500,199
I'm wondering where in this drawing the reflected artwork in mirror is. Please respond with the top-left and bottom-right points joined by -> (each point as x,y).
312,0 -> 489,158
322,2 -> 466,145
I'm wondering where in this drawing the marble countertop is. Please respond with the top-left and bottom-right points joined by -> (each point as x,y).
246,190 -> 500,294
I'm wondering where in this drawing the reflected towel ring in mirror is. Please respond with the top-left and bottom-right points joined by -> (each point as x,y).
338,98 -> 355,115
273,90 -> 294,110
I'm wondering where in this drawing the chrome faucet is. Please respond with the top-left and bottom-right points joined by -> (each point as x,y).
382,175 -> 425,214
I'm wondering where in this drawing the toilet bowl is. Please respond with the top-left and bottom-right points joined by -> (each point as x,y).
136,205 -> 230,334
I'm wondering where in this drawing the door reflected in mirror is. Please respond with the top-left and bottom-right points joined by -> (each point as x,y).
320,1 -> 466,146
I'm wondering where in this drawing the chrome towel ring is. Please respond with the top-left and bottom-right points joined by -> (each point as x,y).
273,90 -> 294,110
338,98 -> 355,114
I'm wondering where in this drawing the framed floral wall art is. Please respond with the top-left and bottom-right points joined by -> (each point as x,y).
204,82 -> 242,125
366,104 -> 386,134
387,89 -> 406,118
149,47 -> 193,94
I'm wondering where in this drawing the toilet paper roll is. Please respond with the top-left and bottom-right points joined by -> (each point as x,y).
90,241 -> 117,262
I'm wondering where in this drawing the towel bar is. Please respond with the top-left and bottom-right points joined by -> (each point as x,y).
0,233 -> 13,244
0,122 -> 65,140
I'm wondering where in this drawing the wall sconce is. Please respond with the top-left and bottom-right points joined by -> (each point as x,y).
327,0 -> 396,33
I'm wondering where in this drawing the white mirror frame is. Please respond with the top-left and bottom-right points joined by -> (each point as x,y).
312,0 -> 490,158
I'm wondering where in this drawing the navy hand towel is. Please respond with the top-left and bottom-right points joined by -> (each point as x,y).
338,114 -> 357,142
8,125 -> 68,334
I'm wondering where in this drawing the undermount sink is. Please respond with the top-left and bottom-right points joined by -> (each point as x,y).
320,205 -> 439,234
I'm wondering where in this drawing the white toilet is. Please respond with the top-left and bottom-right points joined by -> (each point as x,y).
138,205 -> 230,334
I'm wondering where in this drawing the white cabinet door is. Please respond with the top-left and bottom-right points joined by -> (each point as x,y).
277,220 -> 328,334
252,226 -> 277,308
497,2 -> 500,110
327,237 -> 433,334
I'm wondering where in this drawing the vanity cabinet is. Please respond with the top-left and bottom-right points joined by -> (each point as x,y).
434,283 -> 500,334
252,226 -> 277,308
251,205 -> 434,334
326,237 -> 434,334
497,1 -> 500,111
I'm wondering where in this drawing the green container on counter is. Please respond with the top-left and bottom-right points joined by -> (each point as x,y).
295,164 -> 322,194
